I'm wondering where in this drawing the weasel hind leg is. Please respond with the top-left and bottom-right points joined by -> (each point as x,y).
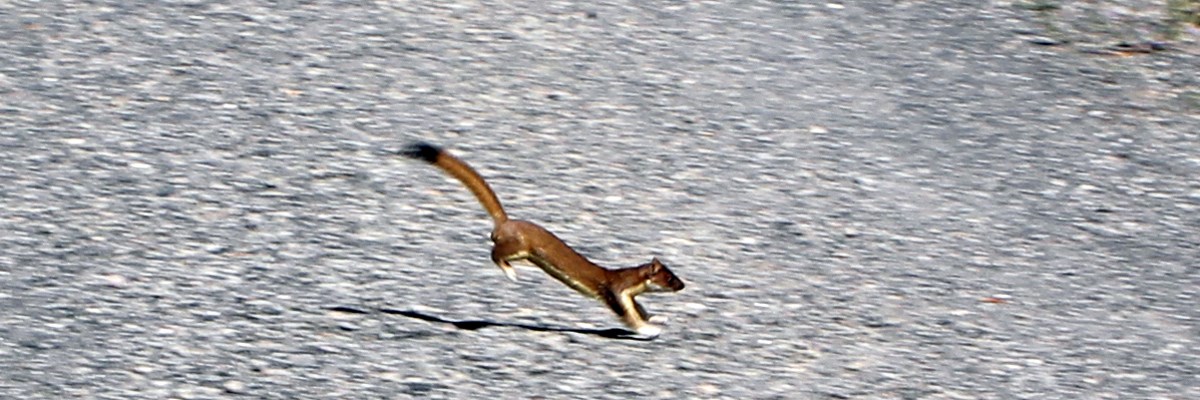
490,239 -> 527,283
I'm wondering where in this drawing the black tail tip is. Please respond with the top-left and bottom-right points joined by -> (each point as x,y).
399,142 -> 441,163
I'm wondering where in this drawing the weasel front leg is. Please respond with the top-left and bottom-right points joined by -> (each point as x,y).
632,298 -> 652,322
630,301 -> 670,324
604,290 -> 662,338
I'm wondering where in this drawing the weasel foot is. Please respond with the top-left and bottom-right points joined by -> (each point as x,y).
634,324 -> 663,338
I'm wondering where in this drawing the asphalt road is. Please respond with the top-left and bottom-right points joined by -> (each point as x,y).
3,1 -> 1198,399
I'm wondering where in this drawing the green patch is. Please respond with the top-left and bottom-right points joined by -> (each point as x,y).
1182,91 -> 1200,112
1165,0 -> 1200,39
1168,0 -> 1200,26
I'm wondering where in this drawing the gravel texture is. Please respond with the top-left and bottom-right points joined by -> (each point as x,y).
2,1 -> 1198,399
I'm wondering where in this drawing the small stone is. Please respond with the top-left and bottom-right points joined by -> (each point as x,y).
101,274 -> 129,288
1029,37 -> 1059,46
223,380 -> 246,394
195,310 -> 221,321
695,383 -> 720,395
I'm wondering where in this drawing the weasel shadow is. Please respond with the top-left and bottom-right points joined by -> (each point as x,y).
369,307 -> 650,341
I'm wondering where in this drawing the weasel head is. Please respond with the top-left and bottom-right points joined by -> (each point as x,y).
644,257 -> 685,292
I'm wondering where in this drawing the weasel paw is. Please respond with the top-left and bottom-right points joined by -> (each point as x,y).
635,324 -> 663,338
503,268 -> 518,283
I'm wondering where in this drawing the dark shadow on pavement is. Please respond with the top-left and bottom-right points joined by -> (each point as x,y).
357,306 -> 650,340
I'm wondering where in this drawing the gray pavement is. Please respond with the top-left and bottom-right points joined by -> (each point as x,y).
2,1 -> 1198,399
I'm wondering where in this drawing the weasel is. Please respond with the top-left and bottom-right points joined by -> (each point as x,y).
400,142 -> 685,337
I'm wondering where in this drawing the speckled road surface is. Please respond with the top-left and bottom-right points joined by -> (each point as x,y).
3,1 -> 1198,399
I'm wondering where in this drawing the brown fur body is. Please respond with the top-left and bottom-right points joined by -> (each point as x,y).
401,142 -> 684,336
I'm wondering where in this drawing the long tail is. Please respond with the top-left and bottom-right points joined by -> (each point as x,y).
400,142 -> 509,225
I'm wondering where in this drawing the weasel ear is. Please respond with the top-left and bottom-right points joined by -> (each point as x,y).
649,257 -> 663,269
